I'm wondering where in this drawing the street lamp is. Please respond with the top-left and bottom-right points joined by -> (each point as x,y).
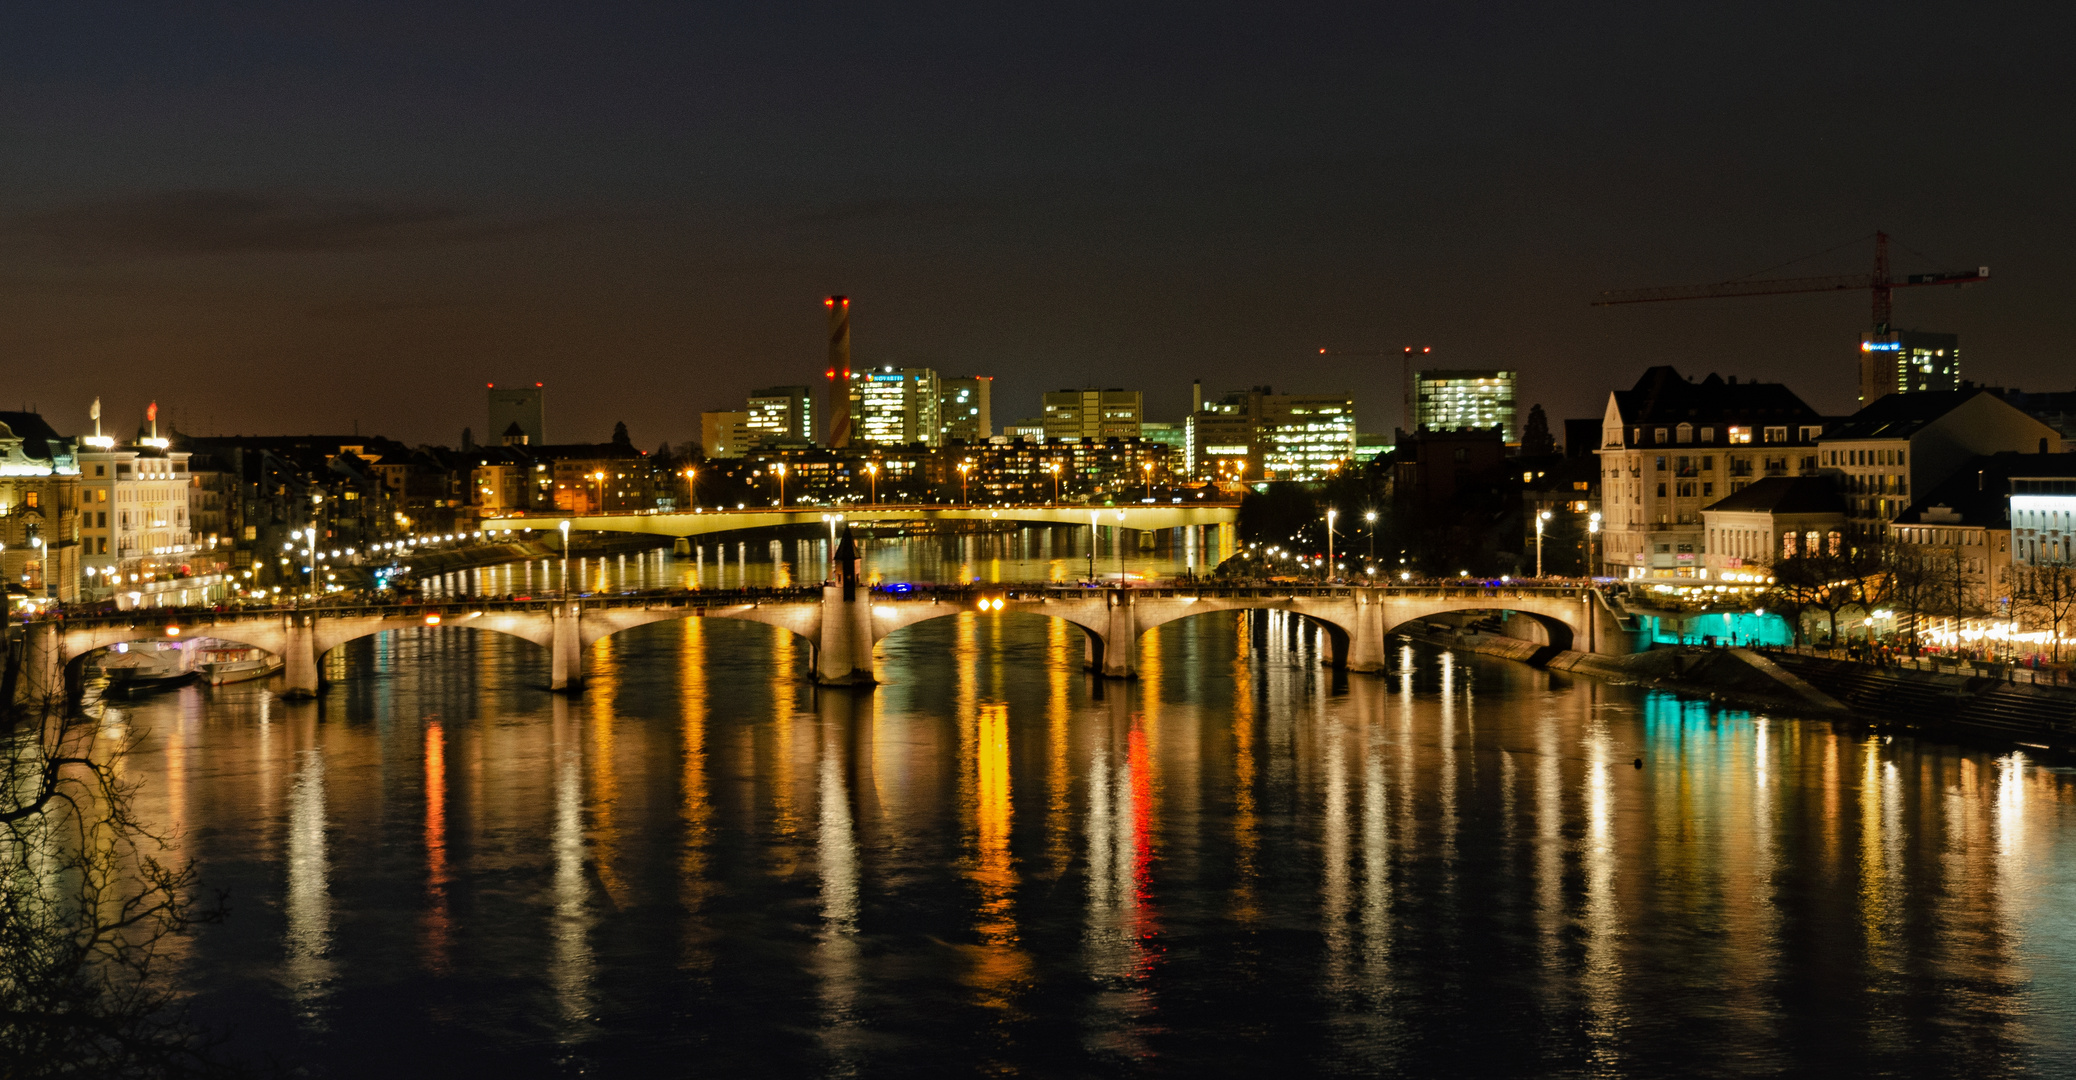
1325,509 -> 1337,581
772,462 -> 787,508
308,492 -> 324,603
1364,509 -> 1378,561
1141,461 -> 1153,501
957,460 -> 972,506
1536,509 -> 1552,578
1045,460 -> 1061,503
822,513 -> 843,580
864,461 -> 879,505
1116,509 -> 1126,583
683,467 -> 697,511
1087,509 -> 1100,582
1588,511 -> 1602,579
559,519 -> 572,599
592,470 -> 608,513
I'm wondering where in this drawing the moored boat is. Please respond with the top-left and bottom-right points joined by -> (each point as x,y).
91,643 -> 197,695
198,645 -> 284,685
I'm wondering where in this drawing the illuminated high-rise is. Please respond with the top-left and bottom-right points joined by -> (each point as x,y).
1413,369 -> 1517,443
940,376 -> 992,444
850,366 -> 942,447
1858,330 -> 1959,405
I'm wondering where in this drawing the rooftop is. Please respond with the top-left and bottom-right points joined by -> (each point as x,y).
1701,476 -> 1846,516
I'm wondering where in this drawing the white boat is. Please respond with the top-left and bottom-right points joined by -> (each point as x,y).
197,645 -> 284,685
88,641 -> 196,695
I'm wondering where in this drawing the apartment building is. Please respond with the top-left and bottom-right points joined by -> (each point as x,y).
1595,367 -> 1827,579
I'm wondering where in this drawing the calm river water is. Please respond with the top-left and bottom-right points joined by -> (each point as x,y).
90,535 -> 2076,1076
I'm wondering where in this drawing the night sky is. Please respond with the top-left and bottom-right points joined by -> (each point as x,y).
4,3 -> 2069,449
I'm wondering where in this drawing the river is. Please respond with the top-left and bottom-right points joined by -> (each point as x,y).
83,533 -> 2076,1076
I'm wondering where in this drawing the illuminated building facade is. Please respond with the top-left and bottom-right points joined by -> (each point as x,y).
850,366 -> 943,447
1858,330 -> 1959,406
1184,387 -> 1353,482
941,376 -> 993,444
1043,389 -> 1142,441
1414,369 -> 1517,444
2011,473 -> 2076,567
746,385 -> 815,445
0,412 -> 82,602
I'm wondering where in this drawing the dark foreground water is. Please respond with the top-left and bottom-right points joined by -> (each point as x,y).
96,588 -> 2076,1076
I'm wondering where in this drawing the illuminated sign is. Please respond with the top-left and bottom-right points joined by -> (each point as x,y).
1861,341 -> 1901,352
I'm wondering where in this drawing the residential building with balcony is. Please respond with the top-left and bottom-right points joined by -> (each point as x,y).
1594,367 -> 1827,578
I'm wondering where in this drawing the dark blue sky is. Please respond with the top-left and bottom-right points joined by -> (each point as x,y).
3,2 -> 2068,447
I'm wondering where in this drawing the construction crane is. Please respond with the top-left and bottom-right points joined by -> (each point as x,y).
1592,231 -> 1987,333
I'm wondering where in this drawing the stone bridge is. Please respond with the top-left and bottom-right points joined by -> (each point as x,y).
8,582 -> 1637,710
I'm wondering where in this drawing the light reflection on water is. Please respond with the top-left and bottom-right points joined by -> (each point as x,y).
84,577 -> 2076,1077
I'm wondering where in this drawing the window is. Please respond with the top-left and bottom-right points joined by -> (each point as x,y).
1677,423 -> 1693,443
1656,482 -> 1667,497
1700,427 -> 1714,442
24,491 -> 37,509
1898,450 -> 1906,465
1676,481 -> 1696,497
1702,482 -> 1714,497
1655,428 -> 1668,443
1728,427 -> 1751,445
1763,426 -> 1788,443
1655,455 -> 1666,471
1782,532 -> 1797,558
95,465 -> 105,477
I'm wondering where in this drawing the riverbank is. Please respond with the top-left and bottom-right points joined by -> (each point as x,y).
1403,623 -> 2076,754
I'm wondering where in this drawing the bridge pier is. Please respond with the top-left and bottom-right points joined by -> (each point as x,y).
1098,590 -> 1137,679
282,614 -> 321,699
551,603 -> 585,692
814,584 -> 876,685
9,622 -> 68,713
1343,591 -> 1390,673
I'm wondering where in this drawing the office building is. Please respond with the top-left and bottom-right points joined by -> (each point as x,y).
1261,394 -> 1357,480
488,383 -> 545,446
1043,389 -> 1142,441
941,376 -> 993,444
1183,387 -> 1354,482
850,366 -> 942,447
1858,330 -> 1959,406
1414,369 -> 1518,444
701,411 -> 752,459
747,386 -> 815,446
1594,367 -> 1827,578
1817,389 -> 2058,539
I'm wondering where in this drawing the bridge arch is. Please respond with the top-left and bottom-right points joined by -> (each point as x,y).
1378,607 -> 1577,652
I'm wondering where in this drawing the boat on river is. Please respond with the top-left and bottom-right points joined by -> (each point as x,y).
89,642 -> 196,695
198,644 -> 283,685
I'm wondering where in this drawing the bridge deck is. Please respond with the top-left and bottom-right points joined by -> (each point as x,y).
480,503 -> 1241,538
36,582 -> 1592,633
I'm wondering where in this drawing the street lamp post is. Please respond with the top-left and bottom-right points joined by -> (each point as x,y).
957,461 -> 972,506
1088,509 -> 1099,582
1116,509 -> 1126,583
684,467 -> 697,510
309,492 -> 324,603
592,471 -> 607,514
1045,461 -> 1061,503
1326,508 -> 1337,581
1141,461 -> 1153,501
864,461 -> 879,505
1588,511 -> 1602,579
772,462 -> 787,508
559,519 -> 572,599
1364,510 -> 1377,562
1536,509 -> 1552,578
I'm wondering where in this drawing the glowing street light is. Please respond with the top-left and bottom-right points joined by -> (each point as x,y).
1536,508 -> 1552,578
559,519 -> 572,600
1325,508 -> 1338,580
863,461 -> 880,505
1141,460 -> 1154,501
1044,460 -> 1062,503
1587,511 -> 1602,578
957,460 -> 973,506
1364,509 -> 1378,561
772,462 -> 787,508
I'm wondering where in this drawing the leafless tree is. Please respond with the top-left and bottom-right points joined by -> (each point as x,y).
1,712 -> 241,1077
2014,563 -> 2076,663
